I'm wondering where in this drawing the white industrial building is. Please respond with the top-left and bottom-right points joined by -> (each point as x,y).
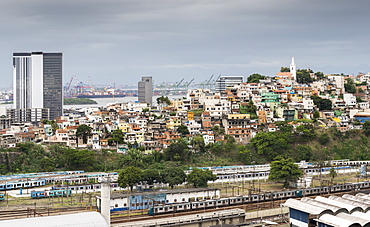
97,188 -> 220,212
0,212 -> 109,227
284,193 -> 370,227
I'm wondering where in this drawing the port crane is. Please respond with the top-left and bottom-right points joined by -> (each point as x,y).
65,76 -> 75,91
184,78 -> 194,89
175,78 -> 184,88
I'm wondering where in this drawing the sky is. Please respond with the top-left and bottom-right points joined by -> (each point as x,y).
1,0 -> 370,88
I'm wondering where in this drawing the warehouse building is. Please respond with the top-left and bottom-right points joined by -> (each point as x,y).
284,193 -> 370,227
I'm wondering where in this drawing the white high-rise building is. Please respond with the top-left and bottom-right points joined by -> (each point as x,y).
13,52 -> 63,121
290,56 -> 297,81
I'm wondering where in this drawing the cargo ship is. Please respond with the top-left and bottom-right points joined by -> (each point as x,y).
75,91 -> 127,99
76,94 -> 126,98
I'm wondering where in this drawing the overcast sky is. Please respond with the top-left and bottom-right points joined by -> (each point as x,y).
1,0 -> 370,88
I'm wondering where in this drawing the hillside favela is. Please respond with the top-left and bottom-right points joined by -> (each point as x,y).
1,53 -> 370,227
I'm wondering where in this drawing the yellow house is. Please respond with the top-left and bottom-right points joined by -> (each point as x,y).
227,113 -> 250,120
166,117 -> 182,130
118,123 -> 130,133
188,111 -> 194,121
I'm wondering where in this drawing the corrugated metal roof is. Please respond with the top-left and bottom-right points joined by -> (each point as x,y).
0,212 -> 108,227
301,197 -> 349,215
317,214 -> 361,227
352,211 -> 370,221
329,195 -> 370,212
315,196 -> 363,213
356,193 -> 370,201
336,213 -> 370,226
343,194 -> 370,204
283,198 -> 334,216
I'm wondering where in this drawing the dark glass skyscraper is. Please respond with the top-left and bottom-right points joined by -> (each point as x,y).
13,52 -> 63,120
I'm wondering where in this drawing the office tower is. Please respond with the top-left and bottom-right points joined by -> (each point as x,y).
138,76 -> 153,106
13,52 -> 63,121
215,75 -> 244,93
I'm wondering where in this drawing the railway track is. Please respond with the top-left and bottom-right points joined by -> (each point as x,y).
0,189 -> 364,223
110,188 -> 367,224
0,206 -> 97,221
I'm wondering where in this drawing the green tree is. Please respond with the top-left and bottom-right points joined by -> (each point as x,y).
295,145 -> 312,162
190,135 -> 206,153
176,125 -> 190,136
280,67 -> 290,72
295,124 -> 316,142
76,124 -> 92,145
363,121 -> 370,136
118,149 -> 144,168
356,96 -> 364,103
247,73 -> 266,83
161,167 -> 186,189
244,100 -> 257,115
64,149 -> 98,171
344,78 -> 356,94
41,119 -> 59,132
318,133 -> 330,145
187,168 -> 217,187
276,122 -> 293,133
164,138 -> 191,163
268,156 -> 303,188
311,96 -> 332,110
313,111 -> 320,119
211,125 -> 224,136
40,157 -> 55,172
208,135 -> 238,157
329,167 -> 337,184
118,166 -> 143,191
250,132 -> 291,161
142,169 -> 161,186
296,69 -> 313,84
108,129 -> 125,145
315,71 -> 325,80
13,142 -> 48,173
156,96 -> 171,106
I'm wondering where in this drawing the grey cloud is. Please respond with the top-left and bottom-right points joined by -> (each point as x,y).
1,0 -> 370,86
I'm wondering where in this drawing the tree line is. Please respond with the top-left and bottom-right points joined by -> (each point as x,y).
118,166 -> 217,191
1,122 -> 370,184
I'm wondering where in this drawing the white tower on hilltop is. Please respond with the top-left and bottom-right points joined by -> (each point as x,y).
290,56 -> 297,81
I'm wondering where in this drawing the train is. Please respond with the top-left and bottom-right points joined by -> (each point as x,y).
0,171 -> 118,191
330,159 -> 370,166
0,179 -> 46,191
31,189 -> 72,198
148,180 -> 370,215
52,183 -> 120,191
213,166 -> 353,184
